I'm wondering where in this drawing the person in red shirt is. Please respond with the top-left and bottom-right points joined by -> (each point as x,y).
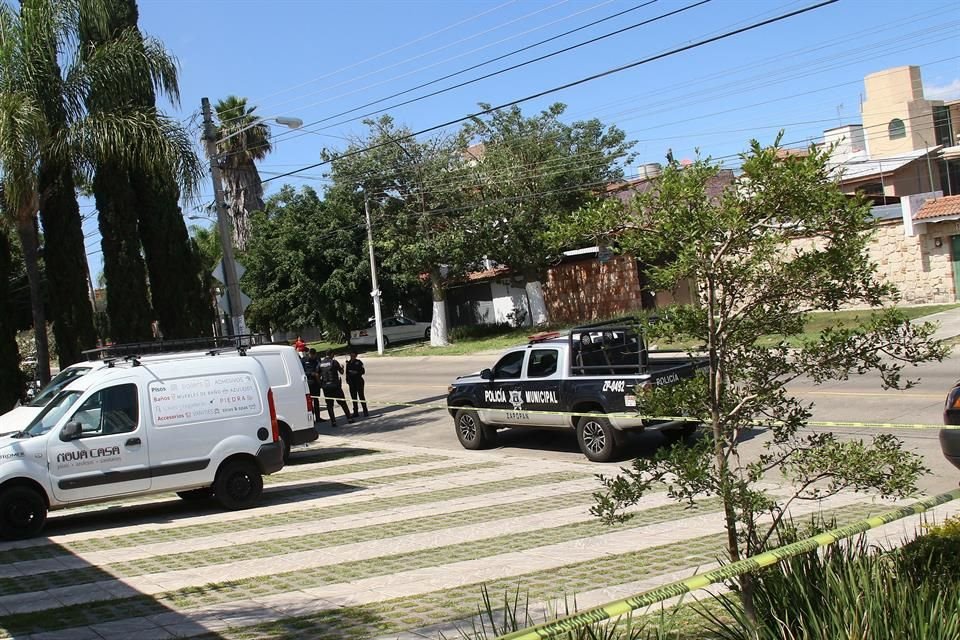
293,335 -> 307,356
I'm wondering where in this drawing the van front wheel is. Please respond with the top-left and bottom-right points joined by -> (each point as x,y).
214,460 -> 264,510
0,486 -> 47,540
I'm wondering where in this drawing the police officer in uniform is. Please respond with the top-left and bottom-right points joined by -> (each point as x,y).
317,350 -> 354,426
302,348 -> 325,422
345,351 -> 368,418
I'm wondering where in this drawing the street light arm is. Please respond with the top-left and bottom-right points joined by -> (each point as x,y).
215,114 -> 303,146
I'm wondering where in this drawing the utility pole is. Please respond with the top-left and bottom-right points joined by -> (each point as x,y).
201,97 -> 244,337
363,190 -> 385,355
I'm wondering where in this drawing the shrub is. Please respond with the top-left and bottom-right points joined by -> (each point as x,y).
449,322 -> 515,341
701,522 -> 960,640
898,514 -> 960,589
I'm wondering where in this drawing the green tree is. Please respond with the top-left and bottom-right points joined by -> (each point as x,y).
580,139 -> 946,621
81,0 -> 211,340
461,103 -> 634,324
0,220 -> 22,410
0,0 -> 201,376
242,185 -> 394,338
323,116 -> 483,346
212,96 -> 270,252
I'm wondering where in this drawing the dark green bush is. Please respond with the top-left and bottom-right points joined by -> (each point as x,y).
898,515 -> 960,589
449,322 -> 515,341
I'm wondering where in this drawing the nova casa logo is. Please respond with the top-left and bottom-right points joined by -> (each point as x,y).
56,446 -> 121,463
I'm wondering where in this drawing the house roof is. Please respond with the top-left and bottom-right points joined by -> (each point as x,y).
832,147 -> 936,182
915,194 -> 960,220
466,265 -> 511,281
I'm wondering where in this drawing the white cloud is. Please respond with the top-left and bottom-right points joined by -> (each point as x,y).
925,78 -> 960,101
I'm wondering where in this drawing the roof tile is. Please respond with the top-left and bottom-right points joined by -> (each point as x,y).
915,195 -> 960,220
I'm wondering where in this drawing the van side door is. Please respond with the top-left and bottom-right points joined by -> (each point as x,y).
49,382 -> 151,503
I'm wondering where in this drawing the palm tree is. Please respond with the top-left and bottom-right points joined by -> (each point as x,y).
212,96 -> 271,251
0,0 -> 202,376
81,0 -> 209,341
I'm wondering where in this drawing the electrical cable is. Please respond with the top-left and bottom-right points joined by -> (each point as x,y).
259,0 -> 840,186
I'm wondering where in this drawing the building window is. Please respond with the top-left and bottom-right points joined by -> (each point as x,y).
888,118 -> 906,140
934,106 -> 954,147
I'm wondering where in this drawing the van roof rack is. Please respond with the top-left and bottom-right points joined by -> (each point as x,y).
82,334 -> 270,361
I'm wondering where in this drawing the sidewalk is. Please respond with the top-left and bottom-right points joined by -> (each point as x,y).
913,306 -> 960,341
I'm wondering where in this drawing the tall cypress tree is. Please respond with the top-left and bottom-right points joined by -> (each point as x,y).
82,0 -> 210,340
0,224 -> 23,412
26,0 -> 97,366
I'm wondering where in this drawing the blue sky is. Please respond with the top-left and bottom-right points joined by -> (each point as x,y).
83,0 -> 960,277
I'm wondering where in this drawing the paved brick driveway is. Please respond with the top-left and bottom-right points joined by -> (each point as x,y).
0,436 -> 954,640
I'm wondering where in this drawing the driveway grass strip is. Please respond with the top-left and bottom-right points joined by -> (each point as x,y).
197,501 -> 890,640
0,470 -> 590,564
263,454 -> 450,485
0,501 -> 880,636
0,493 -> 719,598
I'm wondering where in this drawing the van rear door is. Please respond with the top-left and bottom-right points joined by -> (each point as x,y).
49,381 -> 151,503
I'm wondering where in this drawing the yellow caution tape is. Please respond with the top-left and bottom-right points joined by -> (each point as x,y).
310,395 -> 959,430
497,488 -> 960,640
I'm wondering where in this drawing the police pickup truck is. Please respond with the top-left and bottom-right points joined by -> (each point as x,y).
446,319 -> 708,462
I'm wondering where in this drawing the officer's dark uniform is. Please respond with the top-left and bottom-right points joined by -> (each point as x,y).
302,352 -> 324,422
317,354 -> 354,426
345,355 -> 368,417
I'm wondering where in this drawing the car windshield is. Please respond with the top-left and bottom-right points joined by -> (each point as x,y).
28,366 -> 91,407
23,391 -> 83,437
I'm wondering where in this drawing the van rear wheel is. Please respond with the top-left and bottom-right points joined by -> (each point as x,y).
0,486 -> 47,540
214,459 -> 263,510
279,424 -> 293,463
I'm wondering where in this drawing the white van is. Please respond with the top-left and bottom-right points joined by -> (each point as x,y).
0,353 -> 284,539
1,345 -> 315,463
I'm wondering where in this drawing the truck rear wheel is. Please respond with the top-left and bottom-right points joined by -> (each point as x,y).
214,459 -> 264,510
455,408 -> 495,450
576,415 -> 622,462
0,486 -> 47,540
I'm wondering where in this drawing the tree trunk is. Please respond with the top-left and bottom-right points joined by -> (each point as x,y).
429,269 -> 450,347
222,164 -> 265,252
94,167 -> 153,342
37,162 -> 97,367
133,171 -> 212,338
13,211 -> 50,385
0,229 -> 24,411
523,269 -> 549,325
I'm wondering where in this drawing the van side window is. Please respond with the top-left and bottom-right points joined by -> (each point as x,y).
69,384 -> 139,437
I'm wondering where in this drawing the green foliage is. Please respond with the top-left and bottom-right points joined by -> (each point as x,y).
578,136 -> 947,616
461,103 -> 635,278
898,515 -> 960,589
449,322 -> 514,341
702,528 -> 960,640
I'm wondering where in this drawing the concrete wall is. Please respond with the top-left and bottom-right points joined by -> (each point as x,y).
489,279 -> 528,324
868,220 -> 956,303
862,66 -> 942,158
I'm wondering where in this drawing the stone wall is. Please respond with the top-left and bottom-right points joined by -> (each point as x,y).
869,220 -> 956,303
790,219 -> 957,304
543,255 -> 644,323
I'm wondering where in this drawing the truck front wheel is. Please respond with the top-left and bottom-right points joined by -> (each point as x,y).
0,486 -> 47,540
576,415 -> 622,462
454,408 -> 495,450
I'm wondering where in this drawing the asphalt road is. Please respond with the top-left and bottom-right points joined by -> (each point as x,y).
323,350 -> 960,495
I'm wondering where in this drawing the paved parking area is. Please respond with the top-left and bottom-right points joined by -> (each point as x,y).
0,434 -> 955,640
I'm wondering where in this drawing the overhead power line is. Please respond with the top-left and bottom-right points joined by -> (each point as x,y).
260,0 -> 840,186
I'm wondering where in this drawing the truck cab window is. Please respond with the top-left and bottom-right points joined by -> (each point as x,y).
69,384 -> 139,437
492,351 -> 525,379
527,349 -> 558,378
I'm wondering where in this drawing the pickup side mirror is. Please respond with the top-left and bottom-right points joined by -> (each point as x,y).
480,368 -> 493,381
60,421 -> 83,442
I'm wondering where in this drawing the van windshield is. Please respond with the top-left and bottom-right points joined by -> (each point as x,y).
23,391 -> 83,437
28,367 -> 92,407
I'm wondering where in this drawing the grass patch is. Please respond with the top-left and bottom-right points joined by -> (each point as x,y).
382,305 -> 959,356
